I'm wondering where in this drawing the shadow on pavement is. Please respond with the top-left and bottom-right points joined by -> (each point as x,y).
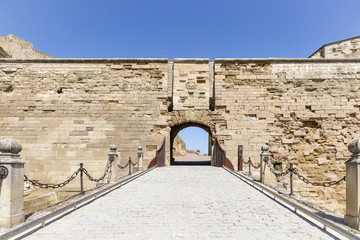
172,161 -> 211,166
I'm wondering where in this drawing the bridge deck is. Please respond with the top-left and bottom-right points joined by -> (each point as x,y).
23,166 -> 335,239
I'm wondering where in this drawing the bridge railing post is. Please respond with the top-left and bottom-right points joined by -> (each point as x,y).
289,163 -> 294,196
108,145 -> 118,182
344,139 -> 360,230
0,139 -> 25,228
260,144 -> 276,184
248,157 -> 252,177
260,144 -> 270,183
79,163 -> 84,195
134,146 -> 143,172
128,157 -> 132,176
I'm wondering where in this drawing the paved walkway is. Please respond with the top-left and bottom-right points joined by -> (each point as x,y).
24,166 -> 335,239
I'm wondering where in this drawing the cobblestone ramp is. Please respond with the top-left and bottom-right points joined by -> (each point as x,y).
23,167 -> 335,240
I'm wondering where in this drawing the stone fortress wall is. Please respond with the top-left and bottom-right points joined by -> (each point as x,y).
1,35 -> 360,213
310,36 -> 360,59
0,34 -> 53,59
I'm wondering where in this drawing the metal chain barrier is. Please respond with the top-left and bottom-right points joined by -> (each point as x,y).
242,157 -> 260,168
265,158 -> 346,186
118,157 -> 139,169
25,157 -> 114,190
118,162 -> 129,169
82,159 -> 113,183
292,168 -> 346,187
265,160 -> 291,178
242,157 -> 260,176
24,168 -> 81,189
117,157 -> 140,176
251,161 -> 261,169
262,156 -> 346,196
130,157 -> 139,166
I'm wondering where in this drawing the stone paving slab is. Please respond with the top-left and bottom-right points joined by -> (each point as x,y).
22,166 -> 337,239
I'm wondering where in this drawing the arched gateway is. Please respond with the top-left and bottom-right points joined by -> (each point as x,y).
146,109 -> 234,169
170,122 -> 212,165
147,119 -> 235,170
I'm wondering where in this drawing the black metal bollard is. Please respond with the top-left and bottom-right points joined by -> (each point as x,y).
128,157 -> 132,176
80,163 -> 84,195
248,157 -> 252,177
289,163 -> 294,196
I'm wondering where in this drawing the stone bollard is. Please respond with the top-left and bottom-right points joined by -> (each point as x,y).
134,146 -> 143,172
108,145 -> 118,182
344,139 -> 360,230
260,144 -> 276,184
0,139 -> 25,228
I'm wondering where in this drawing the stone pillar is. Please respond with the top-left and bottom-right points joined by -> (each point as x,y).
344,139 -> 360,230
260,144 -> 276,184
134,146 -> 143,171
108,145 -> 118,182
0,139 -> 25,228
260,144 -> 270,183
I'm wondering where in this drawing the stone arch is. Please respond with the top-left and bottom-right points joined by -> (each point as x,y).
167,109 -> 218,135
168,109 -> 225,164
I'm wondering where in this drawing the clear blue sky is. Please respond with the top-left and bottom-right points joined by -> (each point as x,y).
1,0 -> 359,153
178,127 -> 209,155
1,0 -> 359,59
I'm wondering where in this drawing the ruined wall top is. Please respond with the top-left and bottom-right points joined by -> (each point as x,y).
0,34 -> 53,59
310,36 -> 360,59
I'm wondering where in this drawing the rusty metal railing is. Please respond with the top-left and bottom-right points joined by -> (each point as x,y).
213,137 -> 235,170
148,137 -> 166,168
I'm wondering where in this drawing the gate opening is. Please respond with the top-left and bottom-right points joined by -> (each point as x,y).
170,123 -> 212,166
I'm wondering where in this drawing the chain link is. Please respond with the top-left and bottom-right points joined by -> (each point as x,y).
251,162 -> 261,169
264,159 -> 346,187
83,159 -> 113,183
25,157 -> 114,188
118,162 -> 129,169
265,160 -> 291,178
243,157 -> 260,168
24,168 -> 81,189
292,169 -> 346,187
118,157 -> 140,169
130,158 -> 140,166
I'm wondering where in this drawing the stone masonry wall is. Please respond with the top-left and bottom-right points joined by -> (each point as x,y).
215,59 -> 360,213
0,34 -> 53,59
310,36 -> 360,59
0,60 -> 169,189
1,58 -> 360,213
172,59 -> 211,110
